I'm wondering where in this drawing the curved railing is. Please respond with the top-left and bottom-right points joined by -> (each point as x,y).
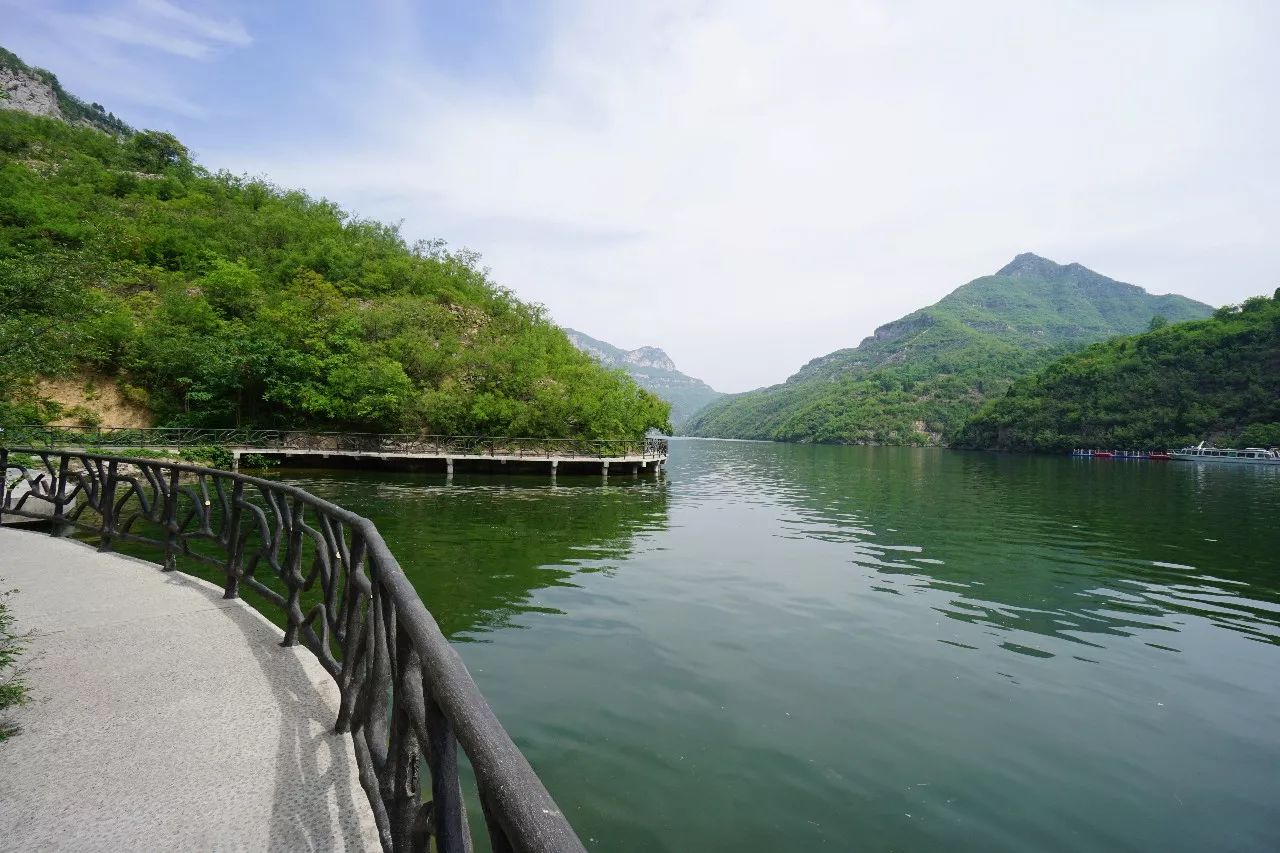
0,426 -> 669,460
0,447 -> 586,853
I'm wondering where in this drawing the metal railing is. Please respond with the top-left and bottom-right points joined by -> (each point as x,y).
1,447 -> 586,853
0,426 -> 668,460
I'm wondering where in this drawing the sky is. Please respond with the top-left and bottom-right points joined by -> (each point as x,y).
4,0 -> 1278,392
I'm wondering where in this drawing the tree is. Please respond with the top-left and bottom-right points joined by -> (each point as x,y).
1147,314 -> 1169,331
128,130 -> 190,173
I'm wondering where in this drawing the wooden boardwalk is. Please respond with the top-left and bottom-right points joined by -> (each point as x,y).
1,427 -> 669,476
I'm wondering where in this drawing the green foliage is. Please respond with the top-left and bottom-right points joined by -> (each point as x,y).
65,405 -> 102,427
180,446 -> 234,469
237,453 -> 279,469
1148,314 -> 1169,331
956,297 -> 1280,452
0,585 -> 29,741
1239,422 -> 1280,448
684,255 -> 1211,444
0,108 -> 669,438
127,130 -> 191,175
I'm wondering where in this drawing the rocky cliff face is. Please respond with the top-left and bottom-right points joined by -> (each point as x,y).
624,346 -> 678,372
564,329 -> 723,426
0,66 -> 60,119
0,46 -> 132,135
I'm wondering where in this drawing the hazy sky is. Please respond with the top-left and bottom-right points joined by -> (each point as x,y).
6,0 -> 1278,391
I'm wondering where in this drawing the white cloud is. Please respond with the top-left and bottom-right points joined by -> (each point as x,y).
135,0 -> 251,49
36,0 -> 251,59
150,2 -> 1280,389
1,0 -> 250,117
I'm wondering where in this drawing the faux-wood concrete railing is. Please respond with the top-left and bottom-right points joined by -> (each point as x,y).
0,447 -> 586,853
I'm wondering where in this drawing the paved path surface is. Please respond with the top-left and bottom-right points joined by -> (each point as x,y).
0,527 -> 381,852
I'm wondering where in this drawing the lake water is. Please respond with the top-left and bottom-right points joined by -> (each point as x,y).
279,439 -> 1280,852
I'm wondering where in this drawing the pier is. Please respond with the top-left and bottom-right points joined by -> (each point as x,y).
0,427 -> 668,476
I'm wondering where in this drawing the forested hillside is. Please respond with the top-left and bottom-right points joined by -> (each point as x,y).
0,106 -> 669,437
683,254 -> 1211,444
956,294 -> 1280,452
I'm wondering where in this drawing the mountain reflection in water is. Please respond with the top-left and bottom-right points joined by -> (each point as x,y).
271,472 -> 670,639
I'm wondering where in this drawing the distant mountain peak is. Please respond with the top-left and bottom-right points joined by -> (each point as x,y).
563,328 -> 722,425
564,328 -> 682,373
687,256 -> 1213,443
625,346 -> 678,372
997,252 -> 1073,279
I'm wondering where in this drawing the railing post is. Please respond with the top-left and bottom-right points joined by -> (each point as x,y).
162,466 -> 179,570
479,795 -> 515,853
98,459 -> 118,553
0,447 -> 7,522
50,453 -> 70,537
392,628 -> 426,853
426,694 -> 468,853
280,501 -> 305,647
223,480 -> 245,599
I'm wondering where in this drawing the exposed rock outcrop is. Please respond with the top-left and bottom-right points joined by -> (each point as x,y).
0,66 -> 60,119
0,46 -> 132,134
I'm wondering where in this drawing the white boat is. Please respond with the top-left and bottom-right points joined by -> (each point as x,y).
1169,441 -> 1280,464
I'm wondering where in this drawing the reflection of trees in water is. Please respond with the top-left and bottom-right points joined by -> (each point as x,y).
290,474 -> 670,640
701,441 -> 1280,650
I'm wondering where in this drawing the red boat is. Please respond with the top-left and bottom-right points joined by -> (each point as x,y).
1149,452 -> 1172,461
1093,451 -> 1114,458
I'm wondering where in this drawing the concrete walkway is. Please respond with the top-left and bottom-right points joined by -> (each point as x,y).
0,527 -> 381,852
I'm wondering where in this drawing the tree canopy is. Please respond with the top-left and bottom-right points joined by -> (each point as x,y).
955,294 -> 1280,452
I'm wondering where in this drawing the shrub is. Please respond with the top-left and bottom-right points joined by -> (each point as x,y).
0,586 -> 30,741
65,405 -> 102,427
118,383 -> 151,408
179,446 -> 233,469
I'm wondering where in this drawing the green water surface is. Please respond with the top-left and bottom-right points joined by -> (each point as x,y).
280,440 -> 1280,852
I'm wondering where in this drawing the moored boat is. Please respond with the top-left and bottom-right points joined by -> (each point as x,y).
1169,442 -> 1280,464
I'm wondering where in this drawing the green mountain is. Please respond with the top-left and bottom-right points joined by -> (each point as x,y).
564,328 -> 722,426
683,254 -> 1212,444
956,293 -> 1280,452
0,49 -> 669,438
